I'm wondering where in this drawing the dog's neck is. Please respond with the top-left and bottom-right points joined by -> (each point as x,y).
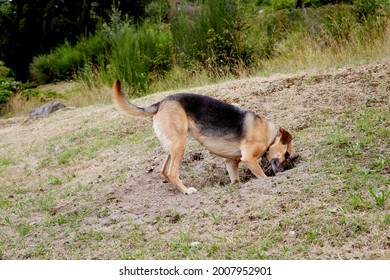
263,122 -> 279,157
270,128 -> 279,147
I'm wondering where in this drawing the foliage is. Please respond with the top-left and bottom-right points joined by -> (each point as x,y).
79,21 -> 173,96
145,0 -> 170,23
252,8 -> 304,59
21,88 -> 61,102
30,35 -> 109,83
353,0 -> 390,20
1,0 -> 390,111
0,60 -> 11,77
0,61 -> 20,109
171,0 -> 254,74
0,0 -> 154,81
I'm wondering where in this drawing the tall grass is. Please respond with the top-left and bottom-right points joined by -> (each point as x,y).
30,35 -> 108,84
171,0 -> 254,74
258,5 -> 390,74
76,22 -> 172,97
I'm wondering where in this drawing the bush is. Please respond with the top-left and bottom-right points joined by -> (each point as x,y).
78,21 -> 173,96
353,0 -> 389,21
145,0 -> 169,23
171,0 -> 254,74
0,62 -> 20,107
0,87 -> 12,105
0,61 -> 11,78
29,35 -> 108,83
21,88 -> 61,102
109,24 -> 172,94
253,8 -> 304,59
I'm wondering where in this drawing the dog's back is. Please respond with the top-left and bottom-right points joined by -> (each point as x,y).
165,93 -> 247,139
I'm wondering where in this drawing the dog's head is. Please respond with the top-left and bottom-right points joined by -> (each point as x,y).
265,128 -> 293,174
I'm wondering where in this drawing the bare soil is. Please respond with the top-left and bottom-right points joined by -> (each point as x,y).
0,60 -> 389,259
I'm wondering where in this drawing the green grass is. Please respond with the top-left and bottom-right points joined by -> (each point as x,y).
0,157 -> 13,175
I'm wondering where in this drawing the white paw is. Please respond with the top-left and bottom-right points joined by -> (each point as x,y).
185,187 -> 197,195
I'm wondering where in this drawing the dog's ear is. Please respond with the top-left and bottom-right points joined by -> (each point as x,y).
279,128 -> 293,144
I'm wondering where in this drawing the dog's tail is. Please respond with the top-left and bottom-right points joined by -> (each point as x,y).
112,80 -> 159,116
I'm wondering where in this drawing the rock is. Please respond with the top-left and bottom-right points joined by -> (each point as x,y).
29,101 -> 66,117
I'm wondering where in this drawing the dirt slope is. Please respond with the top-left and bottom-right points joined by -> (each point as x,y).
0,60 -> 389,259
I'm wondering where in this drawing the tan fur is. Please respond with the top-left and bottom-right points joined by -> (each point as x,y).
113,80 -> 158,116
112,80 -> 293,195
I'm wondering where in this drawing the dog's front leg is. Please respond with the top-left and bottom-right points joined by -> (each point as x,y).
241,156 -> 267,179
225,159 -> 241,183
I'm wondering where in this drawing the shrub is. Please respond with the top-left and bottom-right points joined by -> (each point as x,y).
353,0 -> 389,21
0,88 -> 12,105
30,35 -> 108,83
0,61 -> 11,77
145,0 -> 169,23
0,62 -> 20,108
78,21 -> 173,96
171,0 -> 254,74
20,88 -> 61,102
252,8 -> 304,59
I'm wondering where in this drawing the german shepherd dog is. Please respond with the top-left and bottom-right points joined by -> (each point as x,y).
113,80 -> 293,194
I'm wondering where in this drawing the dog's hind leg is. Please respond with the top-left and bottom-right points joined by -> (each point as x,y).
225,159 -> 240,183
161,154 -> 171,180
165,147 -> 197,194
153,102 -> 197,195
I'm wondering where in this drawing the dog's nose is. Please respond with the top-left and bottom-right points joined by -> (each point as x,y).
270,158 -> 284,174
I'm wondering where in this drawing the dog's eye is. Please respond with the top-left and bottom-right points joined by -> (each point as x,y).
285,152 -> 290,159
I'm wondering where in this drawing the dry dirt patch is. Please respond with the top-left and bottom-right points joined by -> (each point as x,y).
0,60 -> 389,259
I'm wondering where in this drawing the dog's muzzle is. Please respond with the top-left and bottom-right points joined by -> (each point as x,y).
270,158 -> 284,174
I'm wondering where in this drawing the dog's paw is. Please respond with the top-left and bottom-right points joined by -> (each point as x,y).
185,187 -> 197,195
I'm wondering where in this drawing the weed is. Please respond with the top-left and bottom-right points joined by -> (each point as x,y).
368,186 -> 389,208
29,242 -> 50,257
37,195 -> 57,213
385,214 -> 390,225
58,149 -> 78,165
349,193 -> 372,210
76,229 -> 104,242
48,176 -> 62,186
15,223 -> 32,237
86,137 -> 120,158
38,158 -> 52,169
211,212 -> 223,224
50,207 -> 91,228
61,184 -> 90,198
304,76 -> 316,84
305,228 -> 319,243
0,157 -> 13,167
0,196 -> 12,208
55,214 -> 68,226
147,140 -> 159,149
5,217 -> 32,238
207,242 -> 220,257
